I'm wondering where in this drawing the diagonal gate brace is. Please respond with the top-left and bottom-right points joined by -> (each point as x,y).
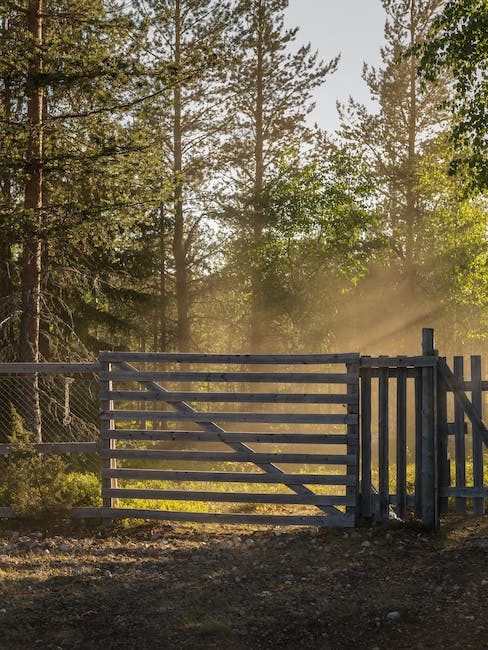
113,360 -> 343,517
438,358 -> 488,449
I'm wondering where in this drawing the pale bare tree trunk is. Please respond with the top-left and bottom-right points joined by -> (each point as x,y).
19,0 -> 43,441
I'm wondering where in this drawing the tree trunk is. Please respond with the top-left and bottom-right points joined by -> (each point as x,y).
0,69 -> 14,359
159,206 -> 168,349
250,0 -> 265,351
171,0 -> 190,352
404,0 -> 417,292
19,0 -> 43,441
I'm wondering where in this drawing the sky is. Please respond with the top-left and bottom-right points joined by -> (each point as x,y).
284,0 -> 387,132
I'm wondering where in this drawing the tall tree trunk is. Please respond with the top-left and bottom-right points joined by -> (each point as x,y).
0,74 -> 14,358
172,0 -> 190,352
159,206 -> 168,349
250,0 -> 265,351
404,0 -> 417,292
19,0 -> 43,441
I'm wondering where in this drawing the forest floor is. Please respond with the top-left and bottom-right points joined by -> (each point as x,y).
0,515 -> 487,649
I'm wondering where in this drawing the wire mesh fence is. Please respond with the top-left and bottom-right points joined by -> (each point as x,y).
0,371 -> 100,475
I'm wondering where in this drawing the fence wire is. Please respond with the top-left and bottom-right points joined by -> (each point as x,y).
0,372 -> 100,475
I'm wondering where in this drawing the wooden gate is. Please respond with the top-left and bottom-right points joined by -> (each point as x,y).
437,356 -> 488,516
75,352 -> 360,527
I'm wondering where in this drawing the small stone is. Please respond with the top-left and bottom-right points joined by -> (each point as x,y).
387,611 -> 400,621
245,539 -> 254,546
0,608 -> 6,615
481,579 -> 488,586
59,543 -> 69,553
10,532 -> 19,541
310,526 -> 319,538
361,540 -> 371,548
103,570 -> 112,578
274,530 -> 282,537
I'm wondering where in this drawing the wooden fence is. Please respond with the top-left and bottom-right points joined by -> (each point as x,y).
76,351 -> 360,527
0,330 -> 487,529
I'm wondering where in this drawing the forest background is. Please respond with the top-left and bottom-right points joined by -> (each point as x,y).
1,0 -> 487,363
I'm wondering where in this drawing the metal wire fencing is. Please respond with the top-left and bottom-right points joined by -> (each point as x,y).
0,371 -> 100,475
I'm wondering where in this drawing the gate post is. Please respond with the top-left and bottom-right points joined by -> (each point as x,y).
421,328 -> 439,530
99,353 -> 116,525
346,360 -> 360,526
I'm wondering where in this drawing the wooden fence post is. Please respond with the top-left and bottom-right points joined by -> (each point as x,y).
99,354 -> 116,525
437,359 -> 449,515
346,361 -> 360,526
378,364 -> 389,521
421,328 -> 438,530
471,356 -> 485,515
360,358 -> 372,518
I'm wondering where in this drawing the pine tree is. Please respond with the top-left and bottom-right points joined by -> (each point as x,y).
132,0 -> 231,351
223,0 -> 338,349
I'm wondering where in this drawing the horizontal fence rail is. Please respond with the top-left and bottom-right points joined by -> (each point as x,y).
1,331 -> 487,530
91,352 -> 360,527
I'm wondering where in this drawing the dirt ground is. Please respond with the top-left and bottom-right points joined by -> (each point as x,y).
0,515 -> 487,649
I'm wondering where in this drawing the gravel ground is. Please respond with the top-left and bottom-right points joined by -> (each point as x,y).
0,516 -> 487,649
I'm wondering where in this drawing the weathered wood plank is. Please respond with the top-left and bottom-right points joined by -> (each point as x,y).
471,355 -> 485,515
0,362 -> 99,373
414,370 -> 422,518
101,449 -> 355,463
71,507 -> 355,527
99,351 -> 360,364
102,488 -> 354,506
378,366 -> 389,521
105,390 -> 356,404
100,359 -> 116,516
360,356 -> 436,368
421,328 -> 438,530
360,362 -> 372,518
367,368 -> 418,379
447,422 -> 468,435
439,487 -> 488,498
103,430 -> 353,445
104,410 -> 356,425
396,368 -> 407,519
101,371 -> 357,384
346,361 -> 359,524
437,362 -> 450,515
454,356 -> 466,514
102,468 -> 355,485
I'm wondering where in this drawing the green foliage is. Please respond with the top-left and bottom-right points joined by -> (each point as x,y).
416,0 -> 488,191
59,472 -> 102,509
3,405 -> 67,516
